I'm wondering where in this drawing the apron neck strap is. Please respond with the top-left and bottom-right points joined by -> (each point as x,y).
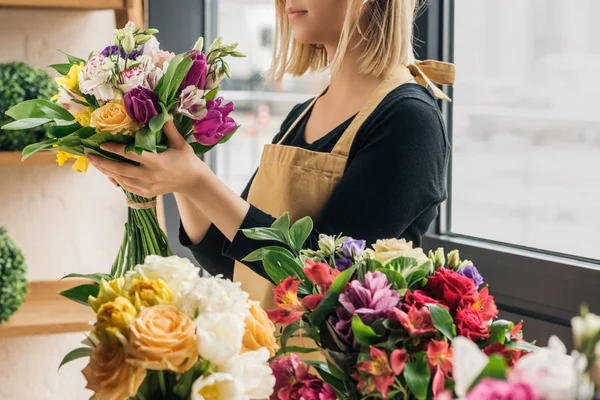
276,90 -> 325,145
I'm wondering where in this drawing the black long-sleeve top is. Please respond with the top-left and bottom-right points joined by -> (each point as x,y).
180,83 -> 450,280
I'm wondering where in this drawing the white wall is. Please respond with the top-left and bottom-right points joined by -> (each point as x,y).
0,9 -> 125,399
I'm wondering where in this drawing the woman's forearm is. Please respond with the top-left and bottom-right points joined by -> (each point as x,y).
181,162 -> 250,242
174,192 -> 213,245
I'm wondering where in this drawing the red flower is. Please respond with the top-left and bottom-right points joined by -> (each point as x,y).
301,294 -> 324,310
389,306 -> 435,338
463,286 -> 498,322
424,268 -> 478,311
404,290 -> 444,310
267,277 -> 312,324
510,321 -> 524,340
427,340 -> 453,397
483,342 -> 526,367
454,307 -> 490,341
303,260 -> 340,292
356,347 -> 405,399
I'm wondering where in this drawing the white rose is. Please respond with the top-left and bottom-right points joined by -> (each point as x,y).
371,238 -> 429,266
196,312 -> 245,366
126,255 -> 201,302
192,373 -> 242,400
178,276 -> 249,319
176,85 -> 208,120
219,348 -> 275,399
118,66 -> 146,93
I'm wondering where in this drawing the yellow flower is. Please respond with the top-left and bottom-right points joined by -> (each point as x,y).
82,344 -> 146,400
242,300 -> 279,357
55,151 -> 89,173
371,238 -> 429,266
94,297 -> 138,347
56,151 -> 72,167
127,305 -> 198,373
89,277 -> 130,312
90,102 -> 141,135
73,111 -> 91,127
128,278 -> 173,310
55,62 -> 84,91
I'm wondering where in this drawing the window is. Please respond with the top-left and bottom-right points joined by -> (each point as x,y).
213,0 -> 328,194
449,0 -> 600,261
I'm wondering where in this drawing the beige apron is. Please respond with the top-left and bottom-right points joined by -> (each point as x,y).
233,61 -> 455,310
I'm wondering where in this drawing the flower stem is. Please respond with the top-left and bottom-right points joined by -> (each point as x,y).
157,371 -> 167,397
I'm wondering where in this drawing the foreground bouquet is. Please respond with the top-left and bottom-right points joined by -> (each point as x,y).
2,22 -> 244,276
243,214 -> 537,400
60,255 -> 277,400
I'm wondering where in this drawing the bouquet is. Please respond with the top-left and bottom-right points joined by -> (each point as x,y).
2,22 -> 244,276
59,255 -> 278,400
243,214 -> 536,399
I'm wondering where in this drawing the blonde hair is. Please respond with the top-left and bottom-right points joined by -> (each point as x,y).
270,0 -> 420,81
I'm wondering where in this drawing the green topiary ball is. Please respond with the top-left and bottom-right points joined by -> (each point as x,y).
0,62 -> 57,151
0,227 -> 28,323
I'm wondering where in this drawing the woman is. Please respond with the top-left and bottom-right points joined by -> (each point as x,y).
88,0 -> 454,306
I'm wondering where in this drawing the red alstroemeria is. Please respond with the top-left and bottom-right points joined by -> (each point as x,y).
303,260 -> 340,292
301,294 -> 324,310
510,320 -> 524,340
356,347 -> 398,399
267,277 -> 307,324
464,286 -> 498,322
390,306 -> 436,338
483,342 -> 527,367
427,340 -> 453,397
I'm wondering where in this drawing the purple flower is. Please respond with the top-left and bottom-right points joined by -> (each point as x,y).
193,97 -> 237,146
466,379 -> 538,400
124,86 -> 160,125
329,271 -> 400,345
341,238 -> 366,259
101,45 -> 139,60
270,354 -> 336,400
458,264 -> 484,288
335,257 -> 353,272
180,50 -> 208,91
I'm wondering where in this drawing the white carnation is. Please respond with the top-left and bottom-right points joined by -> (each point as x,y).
178,276 -> 249,319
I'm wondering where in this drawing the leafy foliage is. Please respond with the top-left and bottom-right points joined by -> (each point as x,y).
0,227 -> 28,323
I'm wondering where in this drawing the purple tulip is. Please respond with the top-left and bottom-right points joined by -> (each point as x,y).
192,97 -> 237,146
124,86 -> 160,125
180,50 -> 208,91
341,238 -> 366,260
458,264 -> 484,288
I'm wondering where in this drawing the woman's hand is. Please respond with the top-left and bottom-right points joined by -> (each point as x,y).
87,120 -> 207,198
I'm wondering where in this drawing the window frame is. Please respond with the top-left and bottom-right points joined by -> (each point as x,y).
420,0 -> 600,333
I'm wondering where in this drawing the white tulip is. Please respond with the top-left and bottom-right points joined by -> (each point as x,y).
219,348 -> 276,399
196,312 -> 245,366
452,337 -> 490,398
191,373 -> 242,400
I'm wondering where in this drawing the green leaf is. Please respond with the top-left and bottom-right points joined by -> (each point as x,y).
2,118 -> 52,130
284,346 -> 319,354
387,256 -> 418,271
305,362 -> 346,395
272,213 -> 291,234
376,268 -> 406,290
289,216 -> 313,254
190,142 -> 216,154
329,264 -> 357,294
351,315 -> 379,346
6,99 -> 75,121
135,127 -> 156,152
59,347 -> 92,370
486,320 -> 513,345
404,352 -> 431,400
165,54 -> 194,102
505,340 -> 538,352
204,86 -> 220,101
428,304 -> 455,340
469,355 -> 508,390
309,265 -> 358,326
58,284 -> 99,306
80,131 -> 133,146
156,53 -> 184,100
49,121 -> 81,139
61,273 -> 113,284
48,63 -> 73,75
21,139 -> 56,160
366,258 -> 384,272
262,250 -> 305,284
217,125 -> 239,144
242,246 -> 295,263
59,50 -> 85,65
280,322 -> 301,351
407,269 -> 429,290
149,103 -> 173,134
72,126 -> 98,140
242,227 -> 287,244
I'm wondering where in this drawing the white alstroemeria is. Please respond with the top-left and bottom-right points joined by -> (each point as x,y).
176,85 -> 208,120
53,86 -> 88,114
178,276 -> 249,319
195,312 -> 245,365
145,67 -> 164,90
126,255 -> 200,302
192,373 -> 242,400
118,66 -> 146,93
452,336 -> 490,398
572,312 -> 600,350
219,348 -> 275,399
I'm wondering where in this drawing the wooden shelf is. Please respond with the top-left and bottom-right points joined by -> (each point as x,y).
0,280 -> 94,338
0,151 -> 64,166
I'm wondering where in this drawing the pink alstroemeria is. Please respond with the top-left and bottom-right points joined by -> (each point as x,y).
303,260 -> 340,293
266,277 -> 317,324
427,340 -> 453,397
356,347 -> 407,399
389,305 -> 436,338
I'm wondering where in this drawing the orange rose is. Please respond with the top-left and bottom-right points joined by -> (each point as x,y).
242,300 -> 279,357
82,344 -> 146,400
90,102 -> 141,135
127,305 -> 198,373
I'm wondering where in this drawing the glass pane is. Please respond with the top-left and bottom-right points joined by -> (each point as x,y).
451,0 -> 600,259
215,0 -> 328,194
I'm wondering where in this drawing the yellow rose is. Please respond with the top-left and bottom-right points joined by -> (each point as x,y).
82,344 -> 146,400
372,238 -> 429,266
89,277 -> 130,312
55,62 -> 84,91
90,102 -> 141,135
128,278 -> 173,310
73,111 -> 91,127
242,300 -> 279,357
94,297 -> 138,347
127,305 -> 198,373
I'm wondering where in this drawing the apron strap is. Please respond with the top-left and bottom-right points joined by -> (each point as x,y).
331,60 -> 455,158
276,90 -> 325,145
